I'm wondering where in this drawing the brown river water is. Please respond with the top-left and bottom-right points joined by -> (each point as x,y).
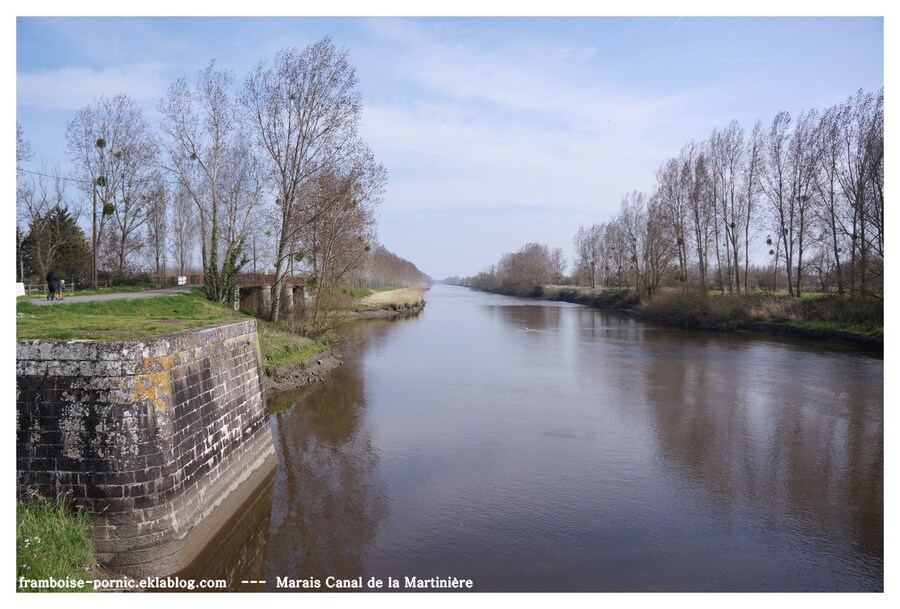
181,284 -> 883,592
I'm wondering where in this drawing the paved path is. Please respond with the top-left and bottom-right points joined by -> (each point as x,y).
25,285 -> 199,306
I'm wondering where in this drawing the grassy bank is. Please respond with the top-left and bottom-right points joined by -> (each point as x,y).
355,286 -> 427,313
539,285 -> 641,310
15,290 -> 333,584
257,324 -> 330,375
17,497 -> 95,592
638,290 -> 882,336
15,288 -> 330,376
16,289 -> 238,340
535,285 -> 881,347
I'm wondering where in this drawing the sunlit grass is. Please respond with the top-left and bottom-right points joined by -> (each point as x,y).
16,496 -> 95,592
15,288 -> 331,373
16,290 -> 241,340
257,324 -> 330,374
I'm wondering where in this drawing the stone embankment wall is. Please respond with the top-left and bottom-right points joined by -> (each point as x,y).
16,320 -> 276,577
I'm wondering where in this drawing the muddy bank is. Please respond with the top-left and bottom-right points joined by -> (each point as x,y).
739,321 -> 883,350
262,351 -> 343,395
355,301 -> 425,319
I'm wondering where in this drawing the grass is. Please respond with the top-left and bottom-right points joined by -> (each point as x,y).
20,284 -> 158,300
355,286 -> 427,312
257,324 -> 330,375
786,319 -> 883,336
342,286 -> 401,299
15,287 -> 331,374
638,289 -> 883,337
60,284 -> 158,297
17,496 -> 95,592
16,289 -> 240,340
14,288 -> 331,584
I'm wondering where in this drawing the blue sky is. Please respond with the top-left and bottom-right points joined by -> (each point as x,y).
13,13 -> 886,279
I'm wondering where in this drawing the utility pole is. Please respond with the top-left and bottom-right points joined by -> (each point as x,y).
92,137 -> 107,287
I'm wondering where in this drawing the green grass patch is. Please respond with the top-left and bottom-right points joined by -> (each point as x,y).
16,287 -> 333,375
257,324 -> 330,374
341,286 -> 399,299
786,319 -> 883,337
16,289 -> 241,340
17,497 -> 95,592
63,284 -> 157,297
21,284 -> 157,299
341,286 -> 375,299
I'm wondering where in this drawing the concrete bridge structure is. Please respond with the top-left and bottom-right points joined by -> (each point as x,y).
233,274 -> 307,319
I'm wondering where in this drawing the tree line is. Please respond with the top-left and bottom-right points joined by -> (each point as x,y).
16,37 -> 417,321
464,88 -> 883,299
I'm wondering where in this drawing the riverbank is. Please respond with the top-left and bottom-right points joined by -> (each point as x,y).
14,286 -> 399,586
261,350 -> 343,394
533,285 -> 883,351
264,286 -> 429,393
354,285 -> 427,318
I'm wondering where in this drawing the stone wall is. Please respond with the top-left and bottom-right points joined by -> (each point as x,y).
16,320 -> 276,577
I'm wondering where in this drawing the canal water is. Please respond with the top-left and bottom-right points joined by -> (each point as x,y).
185,284 -> 883,592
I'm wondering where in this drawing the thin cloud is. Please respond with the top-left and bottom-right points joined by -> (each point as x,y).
17,64 -> 171,111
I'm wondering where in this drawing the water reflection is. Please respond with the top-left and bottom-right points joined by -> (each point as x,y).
185,285 -> 882,591
630,322 -> 883,589
264,350 -> 388,591
177,470 -> 275,591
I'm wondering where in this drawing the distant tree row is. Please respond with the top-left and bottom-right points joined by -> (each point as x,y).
466,88 -> 883,299
16,37 -> 398,320
460,243 -> 563,296
357,244 -> 431,288
572,89 -> 883,297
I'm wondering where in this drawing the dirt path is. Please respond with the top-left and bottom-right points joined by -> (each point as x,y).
23,285 -> 198,306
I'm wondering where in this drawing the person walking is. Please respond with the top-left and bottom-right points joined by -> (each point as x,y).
57,278 -> 65,301
46,270 -> 58,302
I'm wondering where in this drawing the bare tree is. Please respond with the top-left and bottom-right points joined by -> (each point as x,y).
686,143 -> 713,294
497,242 -> 554,295
366,245 -> 431,287
787,109 -> 820,297
144,173 -> 168,285
761,111 -> 796,295
709,122 -> 745,293
160,61 -> 259,302
573,224 -> 602,288
741,121 -> 764,292
16,122 -> 33,282
601,220 -> 629,289
170,184 -> 197,276
66,94 -> 157,282
241,38 -> 362,321
550,247 -> 566,285
812,103 -> 847,293
616,190 -> 673,296
16,166 -> 72,281
837,89 -> 883,295
297,151 -> 383,334
654,148 -> 694,292
300,146 -> 383,285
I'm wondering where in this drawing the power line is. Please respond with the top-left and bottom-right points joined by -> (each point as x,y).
16,166 -> 92,186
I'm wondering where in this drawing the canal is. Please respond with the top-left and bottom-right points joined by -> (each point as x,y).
184,284 -> 883,592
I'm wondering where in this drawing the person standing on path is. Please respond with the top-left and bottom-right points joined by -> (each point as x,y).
46,270 -> 58,302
